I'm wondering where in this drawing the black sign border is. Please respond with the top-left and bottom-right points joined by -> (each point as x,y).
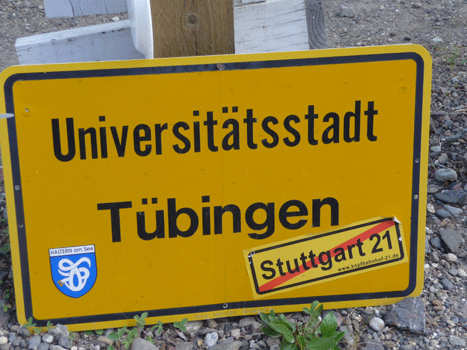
3,51 -> 425,326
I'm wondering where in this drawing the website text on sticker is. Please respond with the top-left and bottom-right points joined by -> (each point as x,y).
244,217 -> 408,299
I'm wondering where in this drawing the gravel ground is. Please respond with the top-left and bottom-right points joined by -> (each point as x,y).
1,0 -> 467,350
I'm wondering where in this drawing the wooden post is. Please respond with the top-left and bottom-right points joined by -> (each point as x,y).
150,0 -> 235,58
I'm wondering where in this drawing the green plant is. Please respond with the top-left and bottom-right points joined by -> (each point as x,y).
174,318 -> 188,332
95,329 -> 104,335
259,301 -> 345,350
24,317 -> 37,334
2,303 -> 10,313
0,242 -> 10,255
46,321 -> 54,331
153,321 -> 163,336
69,332 -> 77,340
108,313 -> 151,350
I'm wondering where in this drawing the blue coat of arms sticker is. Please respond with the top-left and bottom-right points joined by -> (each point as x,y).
49,245 -> 97,298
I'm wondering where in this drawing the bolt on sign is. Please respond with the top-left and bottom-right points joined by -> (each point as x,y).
0,45 -> 431,331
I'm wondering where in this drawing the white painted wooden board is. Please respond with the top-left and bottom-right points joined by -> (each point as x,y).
44,0 -> 126,18
235,0 -> 308,54
17,0 -> 310,64
16,20 -> 144,64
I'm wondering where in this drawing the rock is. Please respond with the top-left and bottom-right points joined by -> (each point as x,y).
435,190 -> 467,204
131,338 -> 159,350
42,335 -> 54,344
230,329 -> 240,338
204,332 -> 218,347
445,253 -> 458,263
38,344 -> 50,350
430,145 -> 441,155
440,278 -> 455,290
174,343 -> 194,350
184,321 -> 203,333
436,209 -> 451,218
96,336 -> 113,348
411,2 -> 422,8
237,317 -> 256,328
17,326 -> 30,337
443,205 -> 463,217
51,346 -> 67,350
49,325 -> 69,340
0,344 -> 12,350
337,4 -> 356,18
208,341 -> 243,350
427,185 -> 440,193
458,268 -> 467,277
369,317 -> 385,331
449,335 -> 466,346
28,335 -> 42,349
0,338 -> 7,345
439,228 -> 463,253
434,168 -> 457,182
58,335 -> 72,349
438,153 -> 449,163
384,297 -> 426,334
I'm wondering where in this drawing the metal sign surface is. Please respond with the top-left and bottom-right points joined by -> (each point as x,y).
0,45 -> 431,330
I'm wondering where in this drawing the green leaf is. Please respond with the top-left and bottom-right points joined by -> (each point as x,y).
107,332 -> 120,341
280,340 -> 297,350
259,312 -> 270,324
268,310 -> 277,321
305,337 -> 338,350
282,319 -> 296,332
333,331 -> 346,343
303,307 -> 311,315
260,325 -> 281,338
180,318 -> 188,326
320,313 -> 337,338
108,346 -> 115,350
268,322 -> 294,344
298,335 -> 306,350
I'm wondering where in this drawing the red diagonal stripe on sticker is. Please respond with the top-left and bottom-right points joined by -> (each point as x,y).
258,219 -> 396,293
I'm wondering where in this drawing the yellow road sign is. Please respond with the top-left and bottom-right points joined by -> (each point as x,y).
0,45 -> 431,330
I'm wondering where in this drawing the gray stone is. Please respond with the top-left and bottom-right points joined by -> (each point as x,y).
58,335 -> 72,349
427,185 -> 440,193
183,321 -> 203,333
38,344 -> 50,350
436,209 -> 451,218
338,326 -> 354,347
270,346 -> 279,350
438,153 -> 449,163
384,297 -> 426,334
230,329 -> 240,338
369,317 -> 385,332
131,338 -> 159,350
434,168 -> 457,182
237,317 -> 256,328
440,278 -> 455,290
435,190 -> 467,204
430,236 -> 444,250
361,342 -> 383,350
204,332 -> 218,347
42,335 -> 54,344
51,346 -> 66,350
440,228 -> 463,253
444,205 -> 463,217
96,336 -> 113,348
175,343 -> 194,350
49,325 -> 69,340
445,253 -> 458,262
17,326 -> 30,337
0,344 -> 12,350
28,335 -> 42,350
208,341 -> 243,350
449,335 -> 466,346
430,145 -> 441,155
337,4 -> 356,17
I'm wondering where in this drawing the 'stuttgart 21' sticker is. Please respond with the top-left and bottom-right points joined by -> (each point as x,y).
49,245 -> 97,298
244,217 -> 408,299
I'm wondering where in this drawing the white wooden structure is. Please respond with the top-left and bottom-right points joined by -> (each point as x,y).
16,0 -> 326,64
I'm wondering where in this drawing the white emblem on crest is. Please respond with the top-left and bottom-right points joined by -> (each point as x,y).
57,257 -> 91,292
